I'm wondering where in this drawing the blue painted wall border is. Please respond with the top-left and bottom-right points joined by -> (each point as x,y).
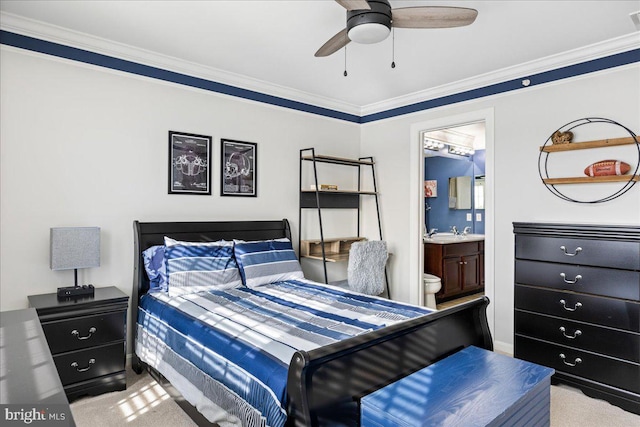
361,48 -> 640,123
0,30 -> 361,123
1,30 -> 639,124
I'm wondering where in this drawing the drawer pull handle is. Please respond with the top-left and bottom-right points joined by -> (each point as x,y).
71,327 -> 97,340
559,326 -> 582,339
559,299 -> 582,312
560,273 -> 582,284
71,358 -> 95,373
560,246 -> 582,257
559,353 -> 582,367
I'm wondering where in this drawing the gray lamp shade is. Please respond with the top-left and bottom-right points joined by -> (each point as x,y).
50,227 -> 101,270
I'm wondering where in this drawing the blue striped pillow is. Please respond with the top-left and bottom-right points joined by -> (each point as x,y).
233,238 -> 304,288
165,241 -> 242,296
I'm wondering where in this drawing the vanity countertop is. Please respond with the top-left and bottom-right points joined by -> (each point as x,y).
424,234 -> 485,244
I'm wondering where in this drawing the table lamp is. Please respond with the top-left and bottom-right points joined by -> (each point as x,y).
50,227 -> 100,298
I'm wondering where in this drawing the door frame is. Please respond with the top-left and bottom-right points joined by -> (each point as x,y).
409,108 -> 495,337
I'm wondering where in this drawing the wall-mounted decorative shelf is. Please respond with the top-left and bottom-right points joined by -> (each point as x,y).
538,117 -> 639,203
540,136 -> 637,153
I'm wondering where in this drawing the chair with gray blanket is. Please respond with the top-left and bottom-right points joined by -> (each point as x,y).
337,240 -> 389,296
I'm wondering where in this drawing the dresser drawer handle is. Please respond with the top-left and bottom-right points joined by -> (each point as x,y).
560,273 -> 582,284
560,245 -> 582,256
71,327 -> 97,340
559,326 -> 582,339
559,299 -> 582,312
71,358 -> 95,373
559,353 -> 582,367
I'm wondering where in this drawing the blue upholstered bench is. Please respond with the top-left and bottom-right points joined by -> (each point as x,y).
361,346 -> 554,427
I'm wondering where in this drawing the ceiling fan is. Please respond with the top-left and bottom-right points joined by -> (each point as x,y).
315,0 -> 478,57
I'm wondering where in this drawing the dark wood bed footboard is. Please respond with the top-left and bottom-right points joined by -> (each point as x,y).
286,296 -> 493,427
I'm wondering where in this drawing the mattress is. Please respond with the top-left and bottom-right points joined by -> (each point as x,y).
136,279 -> 432,427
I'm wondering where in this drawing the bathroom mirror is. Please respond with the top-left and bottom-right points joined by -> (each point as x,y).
449,176 -> 472,209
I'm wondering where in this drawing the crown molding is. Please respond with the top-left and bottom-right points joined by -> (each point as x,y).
0,12 -> 362,117
360,32 -> 640,116
2,11 -> 638,122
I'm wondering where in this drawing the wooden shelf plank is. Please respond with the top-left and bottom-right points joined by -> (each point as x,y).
543,175 -> 640,185
301,154 -> 374,166
540,136 -> 639,152
301,254 -> 350,262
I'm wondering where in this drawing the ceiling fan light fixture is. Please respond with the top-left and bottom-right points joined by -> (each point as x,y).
348,23 -> 391,44
346,0 -> 392,44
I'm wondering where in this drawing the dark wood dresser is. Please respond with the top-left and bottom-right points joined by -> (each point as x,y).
28,286 -> 129,401
513,222 -> 639,414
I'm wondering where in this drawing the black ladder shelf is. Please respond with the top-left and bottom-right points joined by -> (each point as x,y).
298,148 -> 389,298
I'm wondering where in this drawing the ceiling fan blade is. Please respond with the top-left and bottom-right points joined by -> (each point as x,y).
392,7 -> 478,28
315,28 -> 351,57
335,0 -> 371,11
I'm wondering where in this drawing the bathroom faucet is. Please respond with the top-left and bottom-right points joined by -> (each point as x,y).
463,226 -> 472,235
451,226 -> 459,235
427,228 -> 438,238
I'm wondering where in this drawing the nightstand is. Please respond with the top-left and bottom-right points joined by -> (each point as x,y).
28,286 -> 129,401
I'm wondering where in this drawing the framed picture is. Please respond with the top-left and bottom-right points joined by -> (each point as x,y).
168,131 -> 212,195
424,180 -> 437,198
221,139 -> 257,197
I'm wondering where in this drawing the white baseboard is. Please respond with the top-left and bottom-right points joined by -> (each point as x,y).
493,340 -> 513,356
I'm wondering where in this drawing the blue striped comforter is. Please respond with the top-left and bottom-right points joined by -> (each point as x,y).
137,279 -> 432,427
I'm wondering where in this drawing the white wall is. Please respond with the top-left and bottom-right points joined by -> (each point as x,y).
2,46 -> 639,353
360,64 -> 640,350
0,47 -> 360,311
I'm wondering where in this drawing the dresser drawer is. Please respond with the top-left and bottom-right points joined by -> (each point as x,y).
515,311 -> 640,362
515,336 -> 640,394
515,260 -> 640,300
515,235 -> 640,270
515,285 -> 640,332
42,311 -> 126,354
53,342 -> 125,386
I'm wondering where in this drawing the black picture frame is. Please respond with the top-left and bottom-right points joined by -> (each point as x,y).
168,131 -> 212,195
221,139 -> 257,197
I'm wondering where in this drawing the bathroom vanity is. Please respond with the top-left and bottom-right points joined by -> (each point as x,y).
424,235 -> 485,303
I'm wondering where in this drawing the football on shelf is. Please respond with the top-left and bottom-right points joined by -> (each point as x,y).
584,160 -> 631,177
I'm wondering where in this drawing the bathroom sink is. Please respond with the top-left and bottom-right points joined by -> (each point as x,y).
425,233 -> 485,244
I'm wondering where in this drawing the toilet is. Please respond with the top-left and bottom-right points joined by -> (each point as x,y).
423,273 -> 442,310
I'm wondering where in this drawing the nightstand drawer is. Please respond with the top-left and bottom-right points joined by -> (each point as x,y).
515,259 -> 640,300
42,311 -> 126,354
54,342 -> 125,386
515,336 -> 640,394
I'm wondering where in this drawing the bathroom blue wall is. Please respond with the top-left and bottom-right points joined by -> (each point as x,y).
424,149 -> 485,235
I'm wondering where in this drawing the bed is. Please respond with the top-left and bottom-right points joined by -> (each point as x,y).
131,219 -> 493,427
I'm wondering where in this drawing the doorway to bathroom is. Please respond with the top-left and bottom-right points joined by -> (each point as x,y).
410,109 -> 495,335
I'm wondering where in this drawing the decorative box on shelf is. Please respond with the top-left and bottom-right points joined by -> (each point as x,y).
300,237 -> 365,262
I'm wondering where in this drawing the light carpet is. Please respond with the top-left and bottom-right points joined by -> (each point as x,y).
71,368 -> 640,426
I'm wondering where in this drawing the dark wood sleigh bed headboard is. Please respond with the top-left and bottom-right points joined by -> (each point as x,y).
131,219 -> 291,373
130,218 -> 493,427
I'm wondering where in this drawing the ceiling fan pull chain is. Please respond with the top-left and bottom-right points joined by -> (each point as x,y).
344,45 -> 348,77
391,27 -> 396,69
